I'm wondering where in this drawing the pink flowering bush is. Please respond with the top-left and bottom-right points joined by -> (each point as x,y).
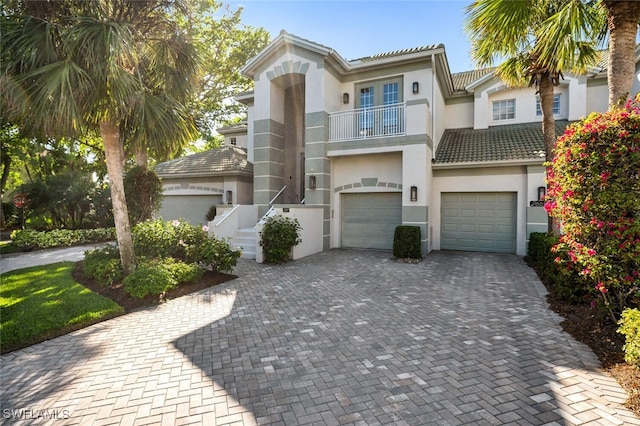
545,96 -> 640,318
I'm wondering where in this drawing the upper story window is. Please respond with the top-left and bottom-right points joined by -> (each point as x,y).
536,93 -> 561,116
356,77 -> 404,135
492,99 -> 515,121
230,137 -> 237,145
356,77 -> 403,109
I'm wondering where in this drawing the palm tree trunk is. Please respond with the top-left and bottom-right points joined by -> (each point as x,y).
539,77 -> 556,163
135,147 -> 148,169
604,0 -> 640,107
539,76 -> 558,234
100,121 -> 136,274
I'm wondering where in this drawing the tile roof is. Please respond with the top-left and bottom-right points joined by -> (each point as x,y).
154,146 -> 253,177
350,44 -> 444,63
451,68 -> 496,92
435,120 -> 572,164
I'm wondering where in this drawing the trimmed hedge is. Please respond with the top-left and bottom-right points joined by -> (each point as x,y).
527,232 -> 586,303
393,226 -> 421,259
10,228 -> 116,250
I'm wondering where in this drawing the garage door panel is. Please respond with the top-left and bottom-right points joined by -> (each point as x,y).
441,192 -> 516,253
158,195 -> 221,226
342,193 -> 402,250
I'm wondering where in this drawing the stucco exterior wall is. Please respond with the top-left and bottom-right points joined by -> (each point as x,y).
444,96 -> 474,130
586,79 -> 609,113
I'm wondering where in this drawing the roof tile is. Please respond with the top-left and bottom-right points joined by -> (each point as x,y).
435,120 -> 571,164
154,146 -> 253,177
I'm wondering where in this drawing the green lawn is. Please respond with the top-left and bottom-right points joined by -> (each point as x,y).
0,262 -> 124,353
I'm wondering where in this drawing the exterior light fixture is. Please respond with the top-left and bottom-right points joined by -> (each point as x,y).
412,82 -> 419,94
537,186 -> 546,201
343,92 -> 349,104
410,185 -> 417,202
309,175 -> 317,190
226,190 -> 233,204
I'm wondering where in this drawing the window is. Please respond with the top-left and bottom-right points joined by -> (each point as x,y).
230,137 -> 237,145
536,93 -> 561,116
356,77 -> 403,136
492,99 -> 515,121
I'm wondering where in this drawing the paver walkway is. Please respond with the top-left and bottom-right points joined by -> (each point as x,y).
1,250 -> 638,425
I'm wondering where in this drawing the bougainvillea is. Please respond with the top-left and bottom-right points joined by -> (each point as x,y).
545,95 -> 640,319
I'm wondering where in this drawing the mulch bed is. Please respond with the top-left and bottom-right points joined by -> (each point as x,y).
72,262 -> 237,313
540,271 -> 640,415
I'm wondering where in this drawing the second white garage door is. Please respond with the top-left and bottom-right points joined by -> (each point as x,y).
441,192 -> 516,253
342,193 -> 402,250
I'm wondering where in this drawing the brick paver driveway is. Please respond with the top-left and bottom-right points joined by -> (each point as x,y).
1,250 -> 638,425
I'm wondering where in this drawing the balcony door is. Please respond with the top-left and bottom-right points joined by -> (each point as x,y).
356,77 -> 402,136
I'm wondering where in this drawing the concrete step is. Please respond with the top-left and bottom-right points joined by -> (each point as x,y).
231,227 -> 257,260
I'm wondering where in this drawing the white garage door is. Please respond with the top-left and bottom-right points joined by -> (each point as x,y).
342,193 -> 402,250
441,192 -> 516,253
158,195 -> 222,226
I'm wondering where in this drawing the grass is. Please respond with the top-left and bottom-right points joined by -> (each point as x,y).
0,262 -> 124,353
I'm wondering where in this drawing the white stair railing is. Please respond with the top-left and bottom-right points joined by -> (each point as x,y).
269,185 -> 286,205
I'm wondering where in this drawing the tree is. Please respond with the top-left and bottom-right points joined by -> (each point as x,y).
601,1 -> 640,107
465,0 -> 603,163
1,1 -> 201,273
181,1 -> 270,142
124,166 -> 163,226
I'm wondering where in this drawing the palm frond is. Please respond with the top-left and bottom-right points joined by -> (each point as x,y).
465,0 -> 538,66
534,0 -> 606,73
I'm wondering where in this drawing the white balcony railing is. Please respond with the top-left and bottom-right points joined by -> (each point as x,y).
329,102 -> 406,142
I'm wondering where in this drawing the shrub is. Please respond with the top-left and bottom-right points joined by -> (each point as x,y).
122,258 -> 203,299
618,308 -> 640,367
206,205 -> 217,222
83,246 -> 123,286
193,236 -> 241,273
132,218 -> 240,271
527,232 -> 586,303
132,218 -> 208,262
124,166 -> 163,226
393,226 -> 421,259
259,215 -> 302,264
545,96 -> 640,318
10,227 -> 116,250
123,263 -> 177,299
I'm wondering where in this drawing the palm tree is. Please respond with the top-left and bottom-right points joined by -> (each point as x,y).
601,1 -> 640,106
536,0 -> 640,108
1,0 -> 201,273
465,0 -> 603,162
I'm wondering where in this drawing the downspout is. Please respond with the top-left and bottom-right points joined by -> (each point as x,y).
431,53 -> 436,160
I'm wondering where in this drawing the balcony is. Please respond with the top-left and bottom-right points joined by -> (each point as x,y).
329,102 -> 406,142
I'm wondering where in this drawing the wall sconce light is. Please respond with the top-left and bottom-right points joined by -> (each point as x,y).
342,92 -> 349,104
309,175 -> 317,190
537,186 -> 546,201
412,81 -> 419,94
226,190 -> 233,204
410,185 -> 418,202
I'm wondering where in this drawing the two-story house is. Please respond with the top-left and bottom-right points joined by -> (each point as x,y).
155,30 -> 639,259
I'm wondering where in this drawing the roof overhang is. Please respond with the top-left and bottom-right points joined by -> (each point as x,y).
432,158 -> 544,170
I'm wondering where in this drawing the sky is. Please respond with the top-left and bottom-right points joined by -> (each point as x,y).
225,0 -> 476,73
